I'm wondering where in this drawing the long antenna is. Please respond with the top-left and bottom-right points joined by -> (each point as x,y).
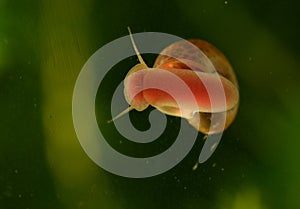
127,27 -> 148,67
107,106 -> 134,123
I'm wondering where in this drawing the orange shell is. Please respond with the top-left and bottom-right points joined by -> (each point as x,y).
153,39 -> 239,134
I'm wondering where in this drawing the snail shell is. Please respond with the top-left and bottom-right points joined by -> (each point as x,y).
152,39 -> 239,134
112,29 -> 239,135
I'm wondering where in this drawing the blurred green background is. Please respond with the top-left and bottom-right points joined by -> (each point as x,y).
1,0 -> 300,208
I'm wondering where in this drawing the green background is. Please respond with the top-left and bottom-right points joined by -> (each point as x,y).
1,0 -> 300,208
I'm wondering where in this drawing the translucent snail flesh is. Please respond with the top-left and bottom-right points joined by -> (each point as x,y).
111,28 -> 239,135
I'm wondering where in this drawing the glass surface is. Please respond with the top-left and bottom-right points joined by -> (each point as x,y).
1,0 -> 300,208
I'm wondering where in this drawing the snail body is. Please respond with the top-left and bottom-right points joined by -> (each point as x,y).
112,28 -> 239,134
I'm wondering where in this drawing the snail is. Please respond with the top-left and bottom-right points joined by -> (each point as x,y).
110,28 -> 239,134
